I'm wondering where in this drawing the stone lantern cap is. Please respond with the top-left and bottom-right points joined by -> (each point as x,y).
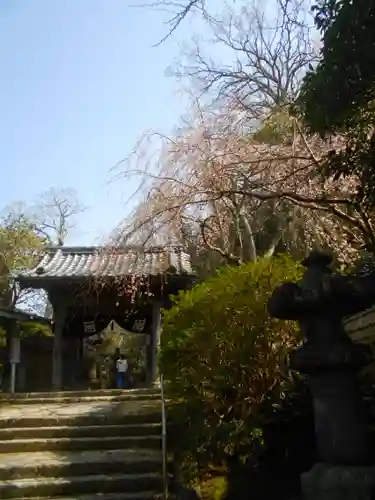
268,250 -> 375,321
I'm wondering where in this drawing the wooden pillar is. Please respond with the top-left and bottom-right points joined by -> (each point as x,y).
149,301 -> 162,385
1,317 -> 12,392
4,319 -> 19,393
9,323 -> 20,393
52,302 -> 67,391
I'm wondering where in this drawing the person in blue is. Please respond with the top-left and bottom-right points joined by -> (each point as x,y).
116,354 -> 128,389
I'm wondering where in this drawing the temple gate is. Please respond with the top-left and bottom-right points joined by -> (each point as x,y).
15,245 -> 195,390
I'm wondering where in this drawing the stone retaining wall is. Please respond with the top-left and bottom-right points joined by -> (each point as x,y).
345,306 -> 375,376
345,306 -> 375,346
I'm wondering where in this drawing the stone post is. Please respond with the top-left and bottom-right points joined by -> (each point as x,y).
268,251 -> 375,500
149,301 -> 162,385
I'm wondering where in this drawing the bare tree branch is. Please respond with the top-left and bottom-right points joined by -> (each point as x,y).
170,0 -> 316,118
143,0 -> 206,45
200,216 -> 242,265
31,188 -> 86,245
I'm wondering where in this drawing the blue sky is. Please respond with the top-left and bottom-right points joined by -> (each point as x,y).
0,0 -> 199,245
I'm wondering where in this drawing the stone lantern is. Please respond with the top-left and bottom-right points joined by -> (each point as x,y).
268,250 -> 375,500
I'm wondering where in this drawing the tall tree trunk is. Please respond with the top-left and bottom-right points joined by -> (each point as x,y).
211,200 -> 226,250
239,214 -> 257,261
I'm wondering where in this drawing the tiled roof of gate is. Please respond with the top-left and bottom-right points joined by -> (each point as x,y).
15,246 -> 194,282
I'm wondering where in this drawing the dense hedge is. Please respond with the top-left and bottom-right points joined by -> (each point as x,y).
161,256 -> 306,473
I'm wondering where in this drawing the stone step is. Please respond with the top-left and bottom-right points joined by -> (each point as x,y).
0,472 -> 163,499
7,493 -> 161,500
0,449 -> 162,480
0,435 -> 162,453
0,423 -> 161,440
0,394 -> 162,405
0,401 -> 161,428
0,412 -> 162,429
0,388 -> 160,401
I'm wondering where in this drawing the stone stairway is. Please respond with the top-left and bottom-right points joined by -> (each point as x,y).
0,388 -> 164,500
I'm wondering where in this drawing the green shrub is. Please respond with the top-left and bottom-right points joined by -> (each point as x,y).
161,255 -> 303,471
0,321 -> 52,346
